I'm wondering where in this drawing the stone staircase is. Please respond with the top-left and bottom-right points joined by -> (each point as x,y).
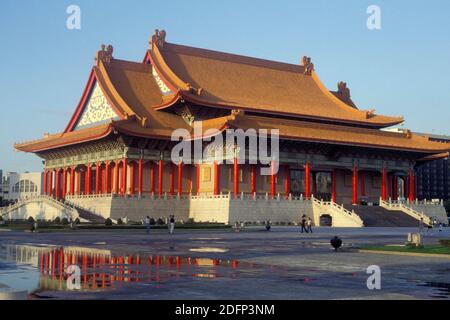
343,205 -> 419,227
62,200 -> 106,224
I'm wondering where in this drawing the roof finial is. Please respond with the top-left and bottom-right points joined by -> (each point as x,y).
337,81 -> 351,99
301,56 -> 314,75
95,44 -> 114,65
151,29 -> 166,48
365,109 -> 376,119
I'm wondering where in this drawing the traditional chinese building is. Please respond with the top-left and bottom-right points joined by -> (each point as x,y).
13,30 -> 449,226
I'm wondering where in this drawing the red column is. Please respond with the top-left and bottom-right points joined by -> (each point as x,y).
138,159 -> 143,195
87,164 -> 92,195
386,174 -> 392,198
43,170 -> 47,196
409,169 -> 415,202
114,161 -> 120,194
48,170 -> 53,197
121,159 -> 128,196
158,160 -> 164,196
196,164 -> 200,195
360,171 -> 366,197
270,160 -> 276,198
213,161 -> 219,195
187,165 -> 192,194
381,168 -> 387,201
284,165 -> 290,199
178,161 -> 183,195
331,169 -> 337,203
352,166 -> 358,205
251,165 -> 256,194
76,170 -> 81,195
305,162 -> 311,199
70,167 -> 75,196
233,158 -> 239,198
169,162 -> 175,195
130,162 -> 135,195
95,162 -> 101,195
105,161 -> 110,193
55,170 -> 60,199
62,168 -> 67,199
150,162 -> 155,194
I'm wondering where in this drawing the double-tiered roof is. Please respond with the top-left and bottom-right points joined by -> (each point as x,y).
15,30 -> 450,157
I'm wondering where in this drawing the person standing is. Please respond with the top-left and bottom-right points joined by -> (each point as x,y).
306,217 -> 313,233
169,215 -> 175,234
419,217 -> 424,234
301,215 -> 308,233
144,216 -> 151,234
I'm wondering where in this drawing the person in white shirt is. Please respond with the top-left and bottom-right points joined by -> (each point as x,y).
144,216 -> 151,234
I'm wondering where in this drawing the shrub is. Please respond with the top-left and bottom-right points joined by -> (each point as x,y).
61,217 -> 69,225
439,239 -> 450,248
53,217 -> 61,224
0,216 -> 3,222
105,218 -> 113,226
187,218 -> 195,224
27,216 -> 35,223
149,218 -> 156,225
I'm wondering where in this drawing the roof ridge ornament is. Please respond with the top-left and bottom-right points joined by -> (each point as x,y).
230,109 -> 245,121
151,29 -> 166,48
405,129 -> 412,139
95,44 -> 114,66
301,56 -> 314,75
337,81 -> 351,100
365,108 -> 376,119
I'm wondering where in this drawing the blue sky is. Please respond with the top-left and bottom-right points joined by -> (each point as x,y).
1,0 -> 449,173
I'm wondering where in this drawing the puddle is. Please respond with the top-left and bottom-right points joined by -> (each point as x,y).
189,247 -> 228,253
2,243 -> 448,300
418,281 -> 450,299
0,244 -> 279,298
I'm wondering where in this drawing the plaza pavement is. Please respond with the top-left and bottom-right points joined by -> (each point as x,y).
0,227 -> 449,299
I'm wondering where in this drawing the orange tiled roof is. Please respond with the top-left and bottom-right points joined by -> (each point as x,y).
15,36 -> 447,155
148,41 -> 404,127
15,123 -> 113,153
227,115 -> 450,153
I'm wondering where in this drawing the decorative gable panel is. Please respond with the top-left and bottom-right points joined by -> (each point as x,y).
75,82 -> 120,130
152,66 -> 173,96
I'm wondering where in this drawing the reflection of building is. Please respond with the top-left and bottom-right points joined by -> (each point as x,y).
3,172 -> 43,201
415,133 -> 450,202
12,30 -> 450,225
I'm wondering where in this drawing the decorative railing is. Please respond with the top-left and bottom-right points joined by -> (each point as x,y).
312,198 -> 364,226
1,195 -> 79,219
380,198 -> 432,225
65,192 -> 310,202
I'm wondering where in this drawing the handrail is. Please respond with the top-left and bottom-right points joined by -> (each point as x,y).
1,195 -> 79,219
380,198 -> 432,225
312,198 -> 364,226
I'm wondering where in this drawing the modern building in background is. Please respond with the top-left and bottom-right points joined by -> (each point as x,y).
415,133 -> 450,202
1,172 -> 43,202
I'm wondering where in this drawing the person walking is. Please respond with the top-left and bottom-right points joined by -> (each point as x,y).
306,217 -> 313,233
300,215 -> 308,233
144,216 -> 151,234
169,215 -> 175,234
419,217 -> 424,235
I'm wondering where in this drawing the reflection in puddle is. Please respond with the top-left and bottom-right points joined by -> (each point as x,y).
189,247 -> 228,253
0,244 -> 252,298
419,281 -> 450,299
